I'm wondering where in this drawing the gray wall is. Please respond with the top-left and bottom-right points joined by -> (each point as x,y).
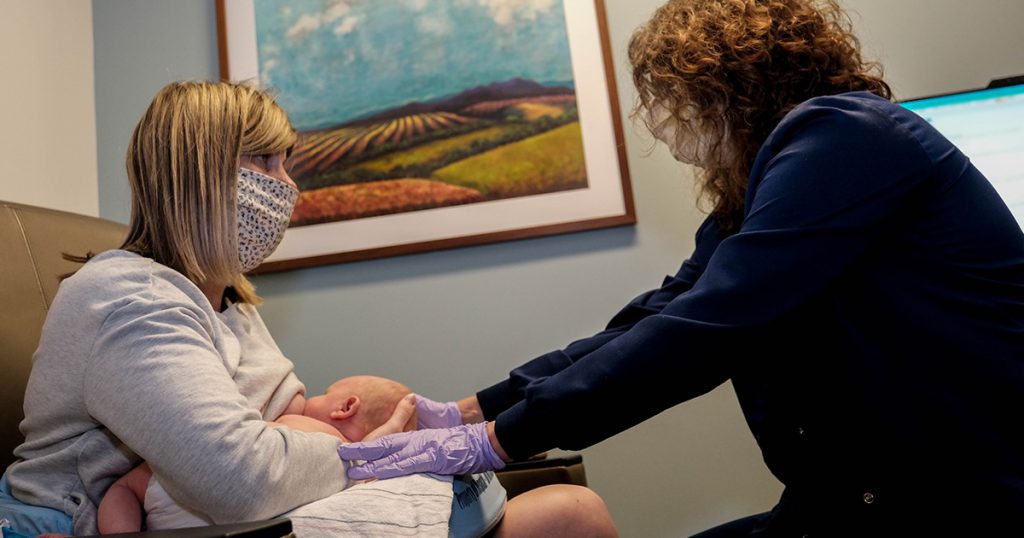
92,1 -> 1024,536
93,0 -> 222,223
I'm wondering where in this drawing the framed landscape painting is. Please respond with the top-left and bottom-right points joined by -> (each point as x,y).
217,0 -> 634,271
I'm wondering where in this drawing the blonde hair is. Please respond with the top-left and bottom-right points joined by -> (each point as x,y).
629,0 -> 891,232
121,81 -> 297,304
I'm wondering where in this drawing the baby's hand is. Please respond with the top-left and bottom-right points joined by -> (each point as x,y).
363,393 -> 416,442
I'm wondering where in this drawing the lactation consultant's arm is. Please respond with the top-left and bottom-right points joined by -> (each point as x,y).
491,98 -> 933,459
474,213 -> 732,422
343,95 -> 935,474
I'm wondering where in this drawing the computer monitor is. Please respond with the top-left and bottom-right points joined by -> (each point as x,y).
902,82 -> 1024,227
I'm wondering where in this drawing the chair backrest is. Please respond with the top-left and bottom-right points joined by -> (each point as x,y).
0,200 -> 126,473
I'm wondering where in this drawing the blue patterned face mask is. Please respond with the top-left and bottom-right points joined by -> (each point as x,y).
236,167 -> 298,272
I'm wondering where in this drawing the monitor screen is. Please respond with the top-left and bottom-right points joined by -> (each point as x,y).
902,83 -> 1024,227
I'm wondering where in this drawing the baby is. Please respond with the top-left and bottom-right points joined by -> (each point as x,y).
97,375 -> 414,534
279,375 -> 417,443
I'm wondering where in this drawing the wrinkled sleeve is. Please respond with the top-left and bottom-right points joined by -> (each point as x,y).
83,296 -> 350,524
492,102 -> 933,459
477,215 -> 729,419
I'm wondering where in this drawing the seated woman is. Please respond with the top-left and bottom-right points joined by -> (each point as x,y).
3,81 -> 617,538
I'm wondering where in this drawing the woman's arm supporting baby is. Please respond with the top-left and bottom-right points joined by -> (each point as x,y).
95,377 -> 415,533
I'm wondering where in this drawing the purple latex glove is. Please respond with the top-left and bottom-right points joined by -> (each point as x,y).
338,422 -> 506,480
414,394 -> 462,429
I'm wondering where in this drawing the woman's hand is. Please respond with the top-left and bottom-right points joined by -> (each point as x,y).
414,394 -> 462,428
414,394 -> 486,429
363,393 -> 417,442
338,422 -> 507,480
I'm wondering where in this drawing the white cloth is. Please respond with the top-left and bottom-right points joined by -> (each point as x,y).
142,473 -> 456,536
285,474 -> 454,537
144,476 -> 211,530
448,472 -> 507,538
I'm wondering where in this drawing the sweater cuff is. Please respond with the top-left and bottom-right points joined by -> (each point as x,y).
476,378 -> 522,421
493,400 -> 553,461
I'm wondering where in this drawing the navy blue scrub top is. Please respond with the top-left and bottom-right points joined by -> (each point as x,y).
477,92 -> 1024,526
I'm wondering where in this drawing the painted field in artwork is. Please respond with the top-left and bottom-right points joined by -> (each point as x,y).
287,112 -> 476,180
352,125 -> 516,176
432,122 -> 586,198
287,81 -> 585,226
291,179 -> 485,224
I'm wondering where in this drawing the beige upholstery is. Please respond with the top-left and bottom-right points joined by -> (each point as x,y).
0,200 -> 127,472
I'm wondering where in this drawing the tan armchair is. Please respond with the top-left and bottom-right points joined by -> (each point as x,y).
0,200 -> 585,537
1,200 -> 128,469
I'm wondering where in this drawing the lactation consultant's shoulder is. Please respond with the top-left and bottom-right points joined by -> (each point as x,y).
770,92 -> 908,146
813,91 -> 944,150
757,92 -> 932,170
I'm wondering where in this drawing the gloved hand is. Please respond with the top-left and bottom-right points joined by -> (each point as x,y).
414,394 -> 462,429
338,422 -> 506,480
364,393 -> 417,442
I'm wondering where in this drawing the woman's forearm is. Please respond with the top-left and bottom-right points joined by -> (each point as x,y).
457,395 -> 485,424
84,299 -> 350,524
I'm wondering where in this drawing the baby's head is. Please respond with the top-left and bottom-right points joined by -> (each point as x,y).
303,375 -> 416,442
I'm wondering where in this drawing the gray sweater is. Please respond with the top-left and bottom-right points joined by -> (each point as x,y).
7,250 -> 349,535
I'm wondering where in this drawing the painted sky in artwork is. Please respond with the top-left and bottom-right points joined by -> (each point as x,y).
254,0 -> 576,131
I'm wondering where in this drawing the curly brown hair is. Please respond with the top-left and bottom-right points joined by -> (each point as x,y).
629,0 -> 892,231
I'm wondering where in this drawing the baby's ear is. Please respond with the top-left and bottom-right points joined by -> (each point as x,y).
329,396 -> 360,420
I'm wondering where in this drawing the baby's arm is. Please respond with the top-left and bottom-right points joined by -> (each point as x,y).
273,392 -> 349,442
272,414 -> 349,442
98,463 -> 152,534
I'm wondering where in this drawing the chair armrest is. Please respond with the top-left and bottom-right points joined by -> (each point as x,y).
79,518 -> 292,538
494,454 -> 587,499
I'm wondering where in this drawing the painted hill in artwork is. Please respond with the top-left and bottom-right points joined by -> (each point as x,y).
287,78 -> 585,226
356,78 -> 575,123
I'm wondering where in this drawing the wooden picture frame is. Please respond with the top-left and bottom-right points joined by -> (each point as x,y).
217,0 -> 634,272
